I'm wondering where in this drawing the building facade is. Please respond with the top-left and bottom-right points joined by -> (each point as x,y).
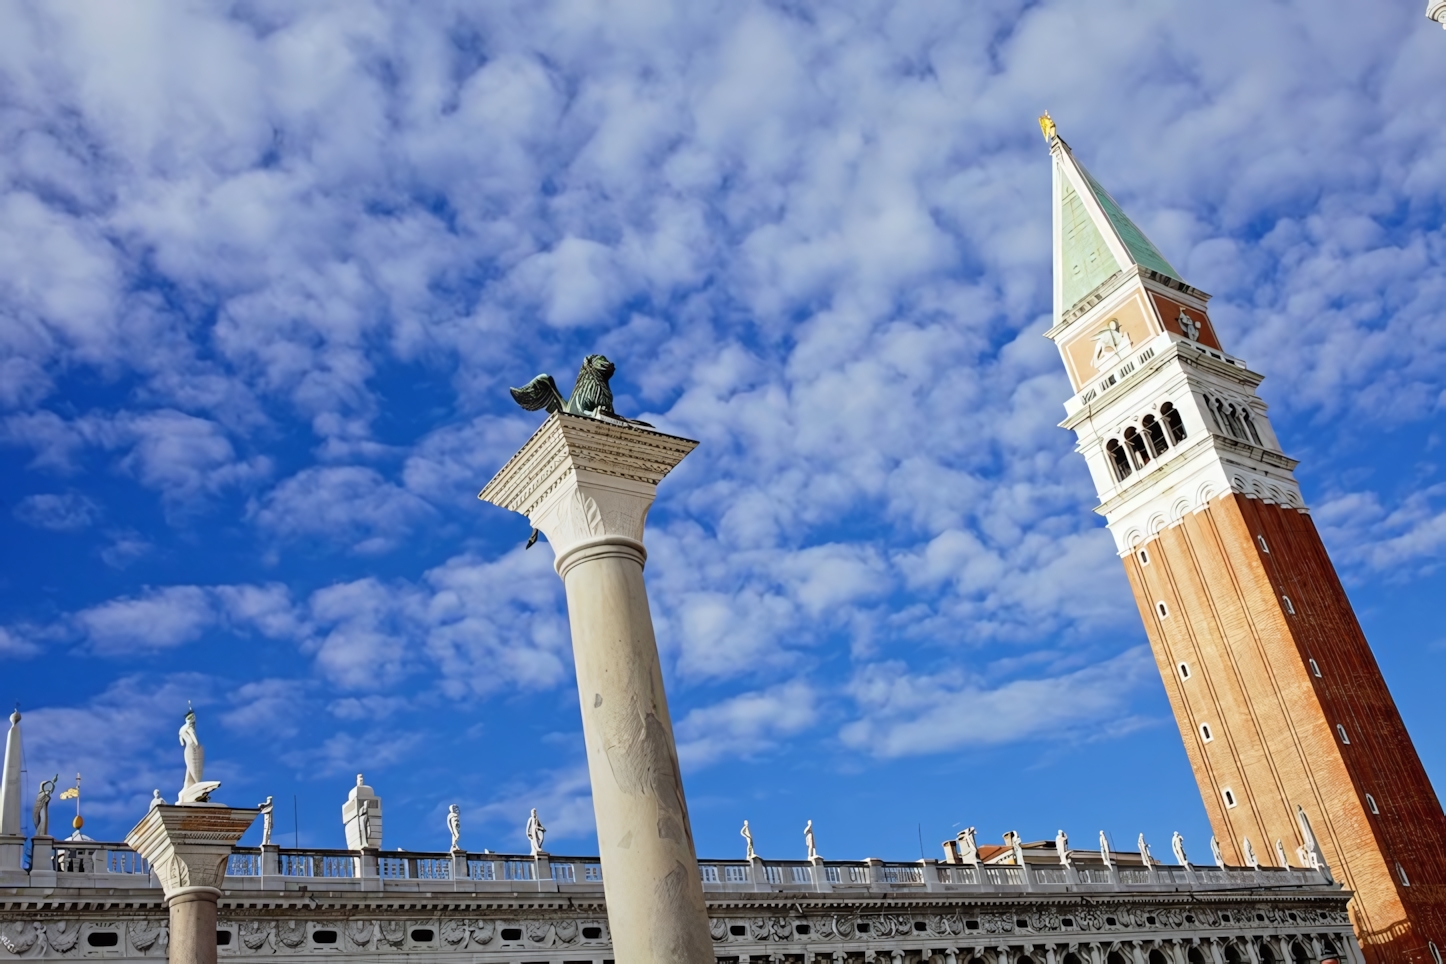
1,835 -> 1357,964
1041,122 -> 1446,964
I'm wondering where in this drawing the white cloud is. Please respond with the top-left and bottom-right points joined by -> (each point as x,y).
675,680 -> 820,769
73,586 -> 216,654
468,766 -> 596,852
838,647 -> 1157,759
12,492 -> 98,531
251,466 -> 434,553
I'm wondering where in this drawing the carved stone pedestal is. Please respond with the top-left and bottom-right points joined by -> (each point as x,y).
481,413 -> 712,963
125,805 -> 259,964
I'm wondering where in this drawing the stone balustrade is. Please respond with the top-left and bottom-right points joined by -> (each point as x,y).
37,841 -> 1331,899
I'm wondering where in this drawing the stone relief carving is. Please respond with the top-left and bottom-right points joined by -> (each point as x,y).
42,923 -> 79,954
377,920 -> 404,947
239,921 -> 270,951
0,923 -> 39,955
128,921 -> 165,954
275,921 -> 306,948
439,920 -> 467,946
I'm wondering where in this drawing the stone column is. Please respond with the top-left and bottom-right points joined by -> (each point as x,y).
125,805 -> 259,964
480,412 -> 711,963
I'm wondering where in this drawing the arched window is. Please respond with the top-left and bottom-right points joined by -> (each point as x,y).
1125,426 -> 1151,467
1161,402 -> 1187,443
1258,535 -> 1270,553
1178,662 -> 1191,680
1221,401 -> 1247,439
1337,724 -> 1351,745
1282,595 -> 1296,615
1188,948 -> 1208,964
1224,944 -> 1245,964
1258,941 -> 1278,964
1108,953 -> 1129,964
1292,942 -> 1311,963
1241,410 -> 1263,445
1200,723 -> 1214,742
1143,414 -> 1170,456
1398,861 -> 1410,886
1367,793 -> 1379,814
1063,955 -> 1083,964
1107,440 -> 1133,482
1149,950 -> 1169,964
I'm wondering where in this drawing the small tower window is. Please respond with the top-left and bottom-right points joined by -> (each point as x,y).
1178,661 -> 1191,680
1139,548 -> 1150,566
1142,414 -> 1170,457
1200,723 -> 1214,743
1397,862 -> 1410,886
1222,788 -> 1238,809
1107,439 -> 1133,482
1161,402 -> 1187,443
1309,658 -> 1321,678
1366,794 -> 1379,814
1337,724 -> 1351,745
1124,426 -> 1151,468
1282,595 -> 1295,615
1428,941 -> 1441,964
1257,535 -> 1270,554
1203,396 -> 1223,433
1157,601 -> 1170,619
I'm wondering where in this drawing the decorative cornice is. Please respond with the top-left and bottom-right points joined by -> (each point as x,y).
479,414 -> 698,521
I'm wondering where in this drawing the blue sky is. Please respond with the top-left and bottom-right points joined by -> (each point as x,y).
2,0 -> 1445,864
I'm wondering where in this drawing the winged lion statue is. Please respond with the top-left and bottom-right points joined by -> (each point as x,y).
509,354 -> 651,426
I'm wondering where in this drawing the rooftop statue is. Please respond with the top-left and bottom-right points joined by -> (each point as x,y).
177,708 -> 222,804
33,774 -> 57,836
526,808 -> 546,856
741,820 -> 756,860
509,354 -> 651,426
447,804 -> 462,852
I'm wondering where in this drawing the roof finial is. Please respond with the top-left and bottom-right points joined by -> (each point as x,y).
1038,110 -> 1057,144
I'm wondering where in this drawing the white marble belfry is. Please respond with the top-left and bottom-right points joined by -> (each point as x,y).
480,412 -> 712,964
0,711 -> 25,881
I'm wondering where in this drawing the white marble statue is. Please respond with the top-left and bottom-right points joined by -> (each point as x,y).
1005,831 -> 1025,868
1055,830 -> 1070,866
1210,835 -> 1224,869
177,709 -> 221,804
359,800 -> 373,848
954,827 -> 978,864
1171,831 -> 1188,867
1137,833 -> 1153,868
1275,839 -> 1290,868
804,820 -> 818,861
149,790 -> 164,811
1099,830 -> 1112,869
259,796 -> 274,845
741,820 -> 756,860
447,805 -> 462,852
526,808 -> 545,856
1243,836 -> 1260,870
33,775 -> 57,836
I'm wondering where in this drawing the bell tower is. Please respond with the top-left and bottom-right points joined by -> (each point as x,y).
1040,115 -> 1446,964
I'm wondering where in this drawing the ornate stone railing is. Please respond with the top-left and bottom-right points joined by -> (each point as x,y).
31,842 -> 1334,896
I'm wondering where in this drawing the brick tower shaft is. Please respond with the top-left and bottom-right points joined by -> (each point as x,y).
1040,116 -> 1446,964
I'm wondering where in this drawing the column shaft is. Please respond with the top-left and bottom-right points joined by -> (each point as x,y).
167,889 -> 218,964
562,542 -> 712,963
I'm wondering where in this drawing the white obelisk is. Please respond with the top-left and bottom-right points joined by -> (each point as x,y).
480,411 -> 712,963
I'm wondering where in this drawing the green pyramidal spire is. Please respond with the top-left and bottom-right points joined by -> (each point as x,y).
1049,124 -> 1183,314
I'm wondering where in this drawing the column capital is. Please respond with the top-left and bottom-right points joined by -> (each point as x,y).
479,413 -> 698,572
125,804 -> 259,900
